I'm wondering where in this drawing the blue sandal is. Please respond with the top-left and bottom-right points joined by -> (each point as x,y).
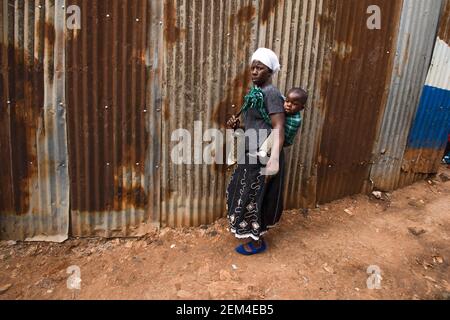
235,240 -> 267,256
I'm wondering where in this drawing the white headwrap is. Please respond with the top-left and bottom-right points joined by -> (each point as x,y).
251,48 -> 281,73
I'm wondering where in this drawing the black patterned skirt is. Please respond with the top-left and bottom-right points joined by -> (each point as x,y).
226,151 -> 285,241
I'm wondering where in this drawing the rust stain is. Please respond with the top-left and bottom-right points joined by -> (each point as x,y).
212,3 -> 257,127
164,0 -> 186,47
261,0 -> 279,23
43,20 -> 56,83
66,0 -> 150,213
333,41 -> 353,60
0,36 -> 45,215
317,0 -> 403,204
397,33 -> 410,77
230,4 -> 256,28
438,0 -> 450,44
402,148 -> 444,174
212,69 -> 252,127
44,20 -> 56,47
163,99 -> 170,121
112,169 -> 149,211
318,9 -> 335,29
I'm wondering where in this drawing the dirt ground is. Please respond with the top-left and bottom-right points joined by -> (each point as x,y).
1,166 -> 449,300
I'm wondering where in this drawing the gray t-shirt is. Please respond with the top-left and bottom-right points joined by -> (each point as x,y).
243,84 -> 285,152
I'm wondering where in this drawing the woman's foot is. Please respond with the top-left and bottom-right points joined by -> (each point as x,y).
235,239 -> 267,255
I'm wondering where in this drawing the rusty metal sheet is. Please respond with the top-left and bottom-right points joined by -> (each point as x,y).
160,0 -> 335,227
370,0 -> 443,191
317,0 -> 403,203
439,0 -> 450,45
0,0 -> 69,242
402,34 -> 450,174
66,0 -> 162,237
401,0 -> 450,177
1,0 -> 446,238
280,0 -> 336,209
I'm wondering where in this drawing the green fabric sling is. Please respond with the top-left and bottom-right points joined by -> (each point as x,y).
239,86 -> 302,147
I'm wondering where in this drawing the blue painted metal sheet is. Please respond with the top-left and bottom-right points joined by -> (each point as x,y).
403,37 -> 450,173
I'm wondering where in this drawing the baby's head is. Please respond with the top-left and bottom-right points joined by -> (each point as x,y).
284,88 -> 308,115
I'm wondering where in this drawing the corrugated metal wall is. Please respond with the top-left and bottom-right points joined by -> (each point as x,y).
282,0 -> 335,210
370,0 -> 443,191
316,0 -> 403,203
161,0 -> 336,227
66,0 -> 162,237
1,0 -> 448,239
0,0 -> 69,241
402,0 -> 450,177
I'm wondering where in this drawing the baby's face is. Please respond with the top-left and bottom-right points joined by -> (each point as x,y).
284,92 -> 304,115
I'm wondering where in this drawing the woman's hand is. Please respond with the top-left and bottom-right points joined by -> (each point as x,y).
227,115 -> 240,129
263,156 -> 279,183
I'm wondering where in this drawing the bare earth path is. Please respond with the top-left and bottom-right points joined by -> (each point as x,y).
1,166 -> 449,300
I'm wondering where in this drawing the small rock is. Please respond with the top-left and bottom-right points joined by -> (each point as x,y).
433,256 -> 444,264
424,276 -> 438,283
124,242 -> 133,249
408,227 -> 426,236
301,208 -> 309,217
439,173 -> 450,183
0,284 -> 12,294
46,289 -> 53,294
372,191 -> 382,199
408,199 -> 425,208
371,191 -> 391,202
322,263 -> 334,274
231,264 -> 238,270
170,244 -> 176,249
159,227 -> 171,237
344,209 -> 354,216
355,288 -> 360,292
6,240 -> 16,246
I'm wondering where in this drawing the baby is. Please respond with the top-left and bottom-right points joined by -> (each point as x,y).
258,87 -> 308,157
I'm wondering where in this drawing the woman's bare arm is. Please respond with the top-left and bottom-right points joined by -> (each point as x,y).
269,113 -> 285,160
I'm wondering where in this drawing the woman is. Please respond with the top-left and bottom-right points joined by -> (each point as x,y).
226,48 -> 286,255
